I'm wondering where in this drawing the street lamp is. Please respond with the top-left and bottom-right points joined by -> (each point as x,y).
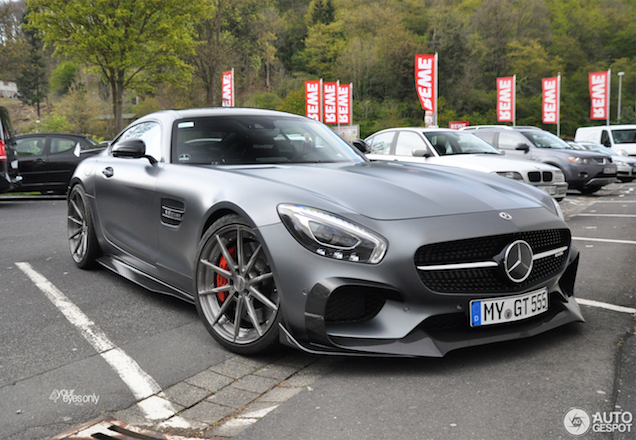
617,71 -> 625,124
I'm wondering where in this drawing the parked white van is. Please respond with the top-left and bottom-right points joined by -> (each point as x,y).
574,125 -> 636,156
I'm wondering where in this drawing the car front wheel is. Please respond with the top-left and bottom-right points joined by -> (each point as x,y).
67,185 -> 101,268
195,214 -> 281,354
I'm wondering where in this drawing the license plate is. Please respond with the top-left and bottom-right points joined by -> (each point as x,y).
604,167 -> 616,174
539,185 -> 556,195
470,288 -> 548,327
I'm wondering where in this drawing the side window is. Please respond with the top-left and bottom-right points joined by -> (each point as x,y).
498,132 -> 528,150
116,121 -> 162,159
472,131 -> 495,145
15,137 -> 45,157
50,138 -> 77,154
395,131 -> 427,156
367,132 -> 395,154
600,130 -> 610,148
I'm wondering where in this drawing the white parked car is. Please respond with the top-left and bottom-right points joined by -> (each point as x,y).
364,127 -> 568,201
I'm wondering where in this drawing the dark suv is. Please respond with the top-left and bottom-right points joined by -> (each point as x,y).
0,106 -> 21,193
465,126 -> 617,194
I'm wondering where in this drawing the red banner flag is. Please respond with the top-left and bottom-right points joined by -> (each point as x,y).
305,80 -> 322,121
449,121 -> 469,130
542,77 -> 559,124
415,54 -> 436,112
337,83 -> 351,125
222,69 -> 234,107
497,76 -> 515,122
589,71 -> 609,120
323,82 -> 338,124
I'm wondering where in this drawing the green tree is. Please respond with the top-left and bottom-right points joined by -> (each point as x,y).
16,27 -> 48,117
26,0 -> 208,134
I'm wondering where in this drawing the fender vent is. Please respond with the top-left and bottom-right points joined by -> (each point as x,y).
161,198 -> 185,227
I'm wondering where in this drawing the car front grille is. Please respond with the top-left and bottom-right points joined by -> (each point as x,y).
415,229 -> 570,294
527,171 -> 553,183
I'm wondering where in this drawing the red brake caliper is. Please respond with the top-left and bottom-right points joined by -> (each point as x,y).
216,246 -> 236,302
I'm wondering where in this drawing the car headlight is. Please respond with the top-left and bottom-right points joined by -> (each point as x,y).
494,171 -> 523,181
618,149 -> 628,156
568,156 -> 589,164
553,170 -> 565,182
277,204 -> 387,264
550,197 -> 565,221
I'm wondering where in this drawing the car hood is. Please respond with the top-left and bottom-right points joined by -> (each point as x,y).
425,154 -> 555,173
229,161 -> 551,221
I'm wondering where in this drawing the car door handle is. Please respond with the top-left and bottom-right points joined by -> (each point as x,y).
102,167 -> 114,178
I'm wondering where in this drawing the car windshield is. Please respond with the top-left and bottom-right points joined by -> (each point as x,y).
580,143 -> 615,155
612,129 -> 636,144
422,131 -> 501,155
521,130 -> 571,149
172,115 -> 364,165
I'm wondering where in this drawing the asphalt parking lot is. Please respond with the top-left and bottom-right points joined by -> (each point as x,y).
1,183 -> 635,440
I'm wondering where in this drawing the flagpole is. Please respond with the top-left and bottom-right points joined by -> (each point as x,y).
557,72 -> 561,137
607,68 -> 611,125
434,52 -> 439,127
231,68 -> 235,107
513,74 -> 516,127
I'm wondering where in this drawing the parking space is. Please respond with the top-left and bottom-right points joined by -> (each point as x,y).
1,183 -> 635,439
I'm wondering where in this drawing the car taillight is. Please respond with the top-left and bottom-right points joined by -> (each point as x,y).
0,140 -> 6,161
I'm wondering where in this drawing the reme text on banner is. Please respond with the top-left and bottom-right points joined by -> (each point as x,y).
222,69 -> 234,107
542,77 -> 559,124
589,71 -> 610,121
415,54 -> 436,113
497,76 -> 515,123
337,83 -> 351,125
323,82 -> 338,124
305,80 -> 322,121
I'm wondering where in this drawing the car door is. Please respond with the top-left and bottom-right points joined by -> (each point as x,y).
496,131 -> 534,160
94,121 -> 163,265
45,136 -> 82,190
14,135 -> 48,189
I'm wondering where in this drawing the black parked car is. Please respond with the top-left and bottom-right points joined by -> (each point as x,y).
12,133 -> 104,194
465,126 -> 617,194
0,106 -> 22,193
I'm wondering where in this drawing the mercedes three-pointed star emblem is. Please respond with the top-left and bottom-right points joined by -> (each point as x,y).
503,240 -> 533,283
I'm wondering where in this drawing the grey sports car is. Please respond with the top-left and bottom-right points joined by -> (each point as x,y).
67,108 -> 583,357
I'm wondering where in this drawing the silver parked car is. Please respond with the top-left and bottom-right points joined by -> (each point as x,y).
365,127 -> 568,201
68,108 -> 583,357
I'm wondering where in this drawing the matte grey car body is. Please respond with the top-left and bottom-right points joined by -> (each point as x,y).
466,126 -> 617,194
67,108 -> 583,357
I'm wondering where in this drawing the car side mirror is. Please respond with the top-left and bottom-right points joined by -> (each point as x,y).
515,143 -> 530,152
112,139 -> 157,164
352,138 -> 371,154
412,149 -> 431,157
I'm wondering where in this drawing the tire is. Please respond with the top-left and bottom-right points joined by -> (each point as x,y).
194,214 -> 281,354
579,187 -> 601,195
67,185 -> 101,268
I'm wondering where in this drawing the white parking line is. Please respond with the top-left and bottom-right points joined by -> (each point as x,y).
15,262 -> 189,424
575,213 -> 636,218
573,237 -> 636,245
576,298 -> 636,315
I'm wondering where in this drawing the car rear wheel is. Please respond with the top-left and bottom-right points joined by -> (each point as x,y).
67,185 -> 101,268
195,214 -> 281,354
